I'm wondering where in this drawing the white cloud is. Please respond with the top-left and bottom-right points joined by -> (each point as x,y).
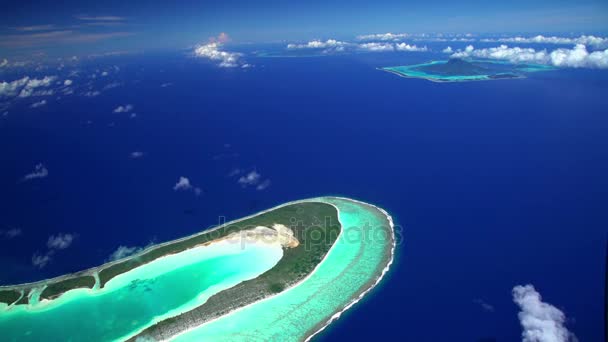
101,71 -> 108,77
0,228 -> 22,239
481,35 -> 608,49
107,245 -> 143,261
113,104 -> 134,113
130,151 -> 144,159
30,100 -> 47,108
31,233 -> 75,269
32,253 -> 52,269
173,176 -> 192,191
356,33 -> 409,41
19,76 -> 57,98
256,179 -> 271,191
0,77 -> 30,97
451,44 -> 608,69
173,176 -> 202,195
47,233 -> 74,250
228,168 -> 241,177
442,46 -> 454,54
238,170 -> 261,187
64,79 -> 73,86
22,163 -> 48,181
286,38 -> 428,54
473,298 -> 495,312
235,170 -> 271,190
103,82 -> 121,90
513,285 -> 577,342
0,59 -> 7,68
287,39 -> 350,50
84,90 -> 101,97
550,45 -> 608,68
358,42 -> 395,52
395,43 -> 427,52
194,42 -> 243,68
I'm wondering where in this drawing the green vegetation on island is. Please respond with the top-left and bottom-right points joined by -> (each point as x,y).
128,201 -> 340,341
0,202 -> 340,311
0,290 -> 20,306
40,276 -> 97,301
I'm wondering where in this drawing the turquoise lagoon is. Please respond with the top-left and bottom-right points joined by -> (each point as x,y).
0,197 -> 394,341
171,197 -> 394,341
382,59 -> 555,82
0,241 -> 283,342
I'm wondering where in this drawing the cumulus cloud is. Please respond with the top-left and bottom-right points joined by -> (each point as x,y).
0,77 -> 30,97
358,42 -> 395,52
84,90 -> 101,97
47,233 -> 74,250
227,168 -> 241,177
173,176 -> 192,191
286,38 -> 430,54
113,104 -> 134,113
513,285 -> 577,342
64,79 -> 73,86
18,76 -> 57,98
395,43 -> 428,52
107,245 -> 144,261
451,44 -> 608,69
236,170 -> 271,190
256,179 -> 271,191
103,82 -> 121,90
173,176 -> 202,195
194,42 -> 243,68
0,59 -> 7,67
481,35 -> 608,49
130,151 -> 144,159
30,100 -> 47,108
550,45 -> 608,68
238,171 -> 261,186
22,163 -> 48,181
356,33 -> 409,41
287,39 -> 350,50
0,76 -> 57,97
0,227 -> 22,239
442,46 -> 454,54
32,253 -> 52,269
32,233 -> 75,269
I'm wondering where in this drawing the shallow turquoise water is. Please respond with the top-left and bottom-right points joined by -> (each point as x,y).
0,241 -> 283,342
171,197 -> 392,341
383,59 -> 554,82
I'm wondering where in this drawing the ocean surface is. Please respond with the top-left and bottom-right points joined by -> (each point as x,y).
1,45 -> 607,341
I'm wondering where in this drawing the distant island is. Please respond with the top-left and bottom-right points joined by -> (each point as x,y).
0,197 -> 395,342
381,58 -> 554,82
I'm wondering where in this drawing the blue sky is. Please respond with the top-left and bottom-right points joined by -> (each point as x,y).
1,0 -> 608,57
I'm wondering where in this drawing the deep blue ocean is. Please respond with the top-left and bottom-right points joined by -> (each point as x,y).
1,45 -> 607,341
